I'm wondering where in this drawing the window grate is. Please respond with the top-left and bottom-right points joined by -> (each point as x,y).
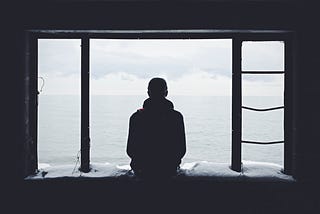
242,140 -> 284,145
232,37 -> 293,175
242,106 -> 284,111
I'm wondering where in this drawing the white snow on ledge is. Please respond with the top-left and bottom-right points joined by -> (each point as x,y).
26,161 -> 295,182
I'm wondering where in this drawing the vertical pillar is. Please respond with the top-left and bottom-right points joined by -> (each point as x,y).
231,38 -> 242,172
284,38 -> 293,175
31,35 -> 39,173
25,33 -> 38,175
80,38 -> 90,172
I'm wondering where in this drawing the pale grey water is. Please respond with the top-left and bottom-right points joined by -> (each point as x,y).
38,95 -> 284,167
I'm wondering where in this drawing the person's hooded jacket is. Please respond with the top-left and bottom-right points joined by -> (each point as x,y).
127,97 -> 186,177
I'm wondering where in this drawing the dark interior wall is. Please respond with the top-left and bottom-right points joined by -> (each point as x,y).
5,1 -> 300,30
2,1 -> 320,212
294,30 -> 320,181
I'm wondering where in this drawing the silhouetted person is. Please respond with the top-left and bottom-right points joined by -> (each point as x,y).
127,78 -> 186,179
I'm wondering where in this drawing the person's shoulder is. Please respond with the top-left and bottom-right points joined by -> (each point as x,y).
171,109 -> 184,120
130,108 -> 145,120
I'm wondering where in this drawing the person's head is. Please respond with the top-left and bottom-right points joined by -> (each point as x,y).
147,77 -> 168,99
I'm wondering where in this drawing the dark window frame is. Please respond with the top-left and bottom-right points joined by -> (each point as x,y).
232,37 -> 294,174
24,30 -> 295,177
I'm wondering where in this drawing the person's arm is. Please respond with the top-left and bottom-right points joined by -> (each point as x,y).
126,114 -> 137,159
177,113 -> 186,159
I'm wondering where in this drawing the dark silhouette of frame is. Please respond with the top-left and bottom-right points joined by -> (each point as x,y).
24,30 -> 295,177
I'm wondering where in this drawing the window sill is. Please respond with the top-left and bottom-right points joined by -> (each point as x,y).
25,161 -> 294,182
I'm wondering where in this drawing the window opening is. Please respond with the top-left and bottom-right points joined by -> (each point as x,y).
89,39 -> 232,165
27,30 -> 294,177
231,39 -> 292,174
37,39 -> 81,167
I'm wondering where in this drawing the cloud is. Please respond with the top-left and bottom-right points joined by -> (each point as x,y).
90,72 -> 148,95
38,39 -> 81,76
90,39 -> 233,80
39,69 -> 283,96
242,74 -> 284,96
242,41 -> 284,71
38,39 -> 285,95
168,71 -> 231,96
39,39 -> 233,80
89,71 -> 232,96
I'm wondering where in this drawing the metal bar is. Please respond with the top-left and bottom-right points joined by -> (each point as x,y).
242,106 -> 284,112
241,71 -> 284,74
28,30 -> 292,40
242,140 -> 284,145
29,29 -> 292,34
80,38 -> 90,173
33,37 -> 39,173
231,38 -> 242,172
284,38 -> 293,175
291,34 -> 298,178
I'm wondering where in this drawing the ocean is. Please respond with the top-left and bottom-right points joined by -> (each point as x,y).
38,95 -> 284,167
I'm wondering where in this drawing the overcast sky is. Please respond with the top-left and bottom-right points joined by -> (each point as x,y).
38,39 -> 284,96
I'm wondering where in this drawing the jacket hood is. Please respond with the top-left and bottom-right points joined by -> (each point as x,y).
142,98 -> 174,111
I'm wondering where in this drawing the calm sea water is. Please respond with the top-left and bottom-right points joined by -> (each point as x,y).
38,95 -> 284,166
